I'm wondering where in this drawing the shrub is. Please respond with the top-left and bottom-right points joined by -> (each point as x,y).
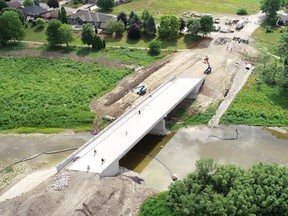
237,8 -> 247,15
265,25 -> 273,33
73,0 -> 78,4
106,20 -> 125,36
92,35 -> 103,50
36,18 -> 45,27
148,39 -> 161,55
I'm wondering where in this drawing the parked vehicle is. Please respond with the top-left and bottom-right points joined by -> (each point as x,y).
236,19 -> 245,29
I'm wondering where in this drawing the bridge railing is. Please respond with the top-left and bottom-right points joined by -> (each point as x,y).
56,75 -> 177,172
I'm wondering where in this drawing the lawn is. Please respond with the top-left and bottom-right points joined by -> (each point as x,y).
221,75 -> 288,126
0,57 -> 133,131
24,24 -> 83,45
112,0 -> 261,19
253,22 -> 282,54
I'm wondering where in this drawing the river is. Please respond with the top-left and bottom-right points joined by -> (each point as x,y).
0,125 -> 287,192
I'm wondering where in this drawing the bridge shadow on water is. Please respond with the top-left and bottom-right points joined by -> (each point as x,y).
119,132 -> 175,173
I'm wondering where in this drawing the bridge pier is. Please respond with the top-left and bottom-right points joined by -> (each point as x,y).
149,119 -> 168,136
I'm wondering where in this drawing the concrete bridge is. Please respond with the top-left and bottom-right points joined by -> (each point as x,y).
57,77 -> 204,176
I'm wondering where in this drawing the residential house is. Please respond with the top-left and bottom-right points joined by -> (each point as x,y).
7,1 -> 22,9
42,9 -> 73,20
68,10 -> 116,29
21,5 -> 48,19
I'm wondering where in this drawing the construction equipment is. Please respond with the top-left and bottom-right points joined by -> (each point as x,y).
131,85 -> 146,96
203,55 -> 212,74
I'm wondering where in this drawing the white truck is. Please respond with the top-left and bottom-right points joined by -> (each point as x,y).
236,19 -> 245,29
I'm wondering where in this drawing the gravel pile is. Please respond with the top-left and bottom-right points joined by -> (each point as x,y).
50,171 -> 71,191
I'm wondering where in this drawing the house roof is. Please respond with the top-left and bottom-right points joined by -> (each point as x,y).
42,9 -> 73,19
21,5 -> 48,16
69,10 -> 116,28
7,1 -> 21,9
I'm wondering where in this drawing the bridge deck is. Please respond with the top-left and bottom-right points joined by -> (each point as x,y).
67,78 -> 203,174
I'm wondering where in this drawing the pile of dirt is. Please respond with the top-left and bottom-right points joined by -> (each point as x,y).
0,170 -> 156,216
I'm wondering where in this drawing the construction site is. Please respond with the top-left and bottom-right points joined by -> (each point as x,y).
0,11 -> 269,216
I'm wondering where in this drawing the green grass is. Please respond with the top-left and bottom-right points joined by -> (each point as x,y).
24,24 -> 83,45
24,25 -> 47,43
65,2 -> 84,8
112,0 -> 261,19
168,104 -> 217,131
253,22 -> 282,54
89,47 -> 167,65
0,57 -> 133,131
221,75 -> 288,126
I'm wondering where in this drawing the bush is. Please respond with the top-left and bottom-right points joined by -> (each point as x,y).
265,25 -> 273,33
36,18 -> 45,27
92,35 -> 103,50
73,0 -> 78,4
148,39 -> 161,55
237,8 -> 247,15
106,20 -> 125,36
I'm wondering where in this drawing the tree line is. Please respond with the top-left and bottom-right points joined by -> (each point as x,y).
139,159 -> 288,216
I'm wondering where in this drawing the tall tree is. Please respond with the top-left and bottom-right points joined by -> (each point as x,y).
200,15 -> 213,36
117,11 -> 127,26
158,15 -> 180,41
141,9 -> 150,25
187,18 -> 201,36
97,0 -> 114,11
260,0 -> 281,24
81,23 -> 95,46
46,19 -> 62,46
0,0 -> 8,12
129,13 -> 142,27
47,0 -> 59,8
0,11 -> 25,46
127,23 -> 141,40
23,0 -> 33,7
59,24 -> 73,46
58,6 -> 67,24
0,8 -> 25,24
143,15 -> 156,36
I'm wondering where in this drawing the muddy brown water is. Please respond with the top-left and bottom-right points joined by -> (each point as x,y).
0,133 -> 94,169
0,125 -> 287,192
138,125 -> 288,191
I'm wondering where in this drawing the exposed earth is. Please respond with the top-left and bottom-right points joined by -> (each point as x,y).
0,12 -> 266,216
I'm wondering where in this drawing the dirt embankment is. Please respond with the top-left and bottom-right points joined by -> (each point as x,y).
0,169 -> 156,216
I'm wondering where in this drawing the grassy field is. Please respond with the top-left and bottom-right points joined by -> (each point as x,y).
0,50 -> 164,132
253,22 -> 282,54
221,75 -> 288,126
112,0 -> 261,19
